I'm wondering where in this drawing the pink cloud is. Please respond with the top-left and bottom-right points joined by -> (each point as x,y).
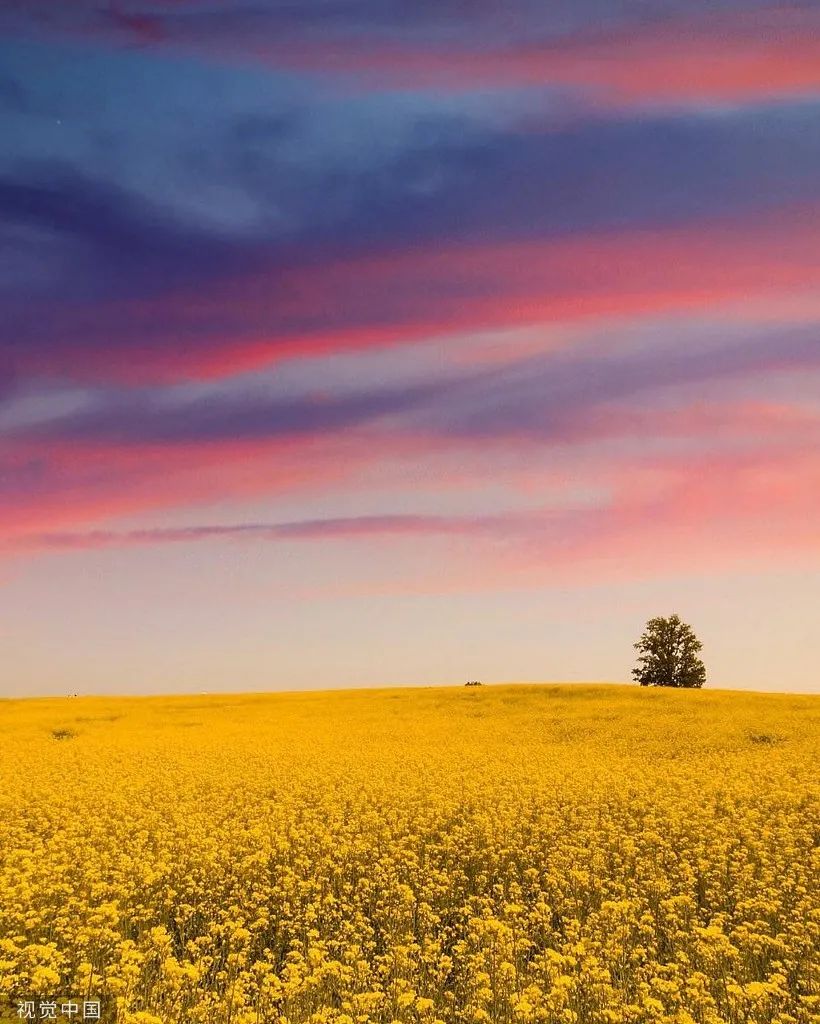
8,406 -> 819,599
242,7 -> 820,105
25,203 -> 820,387
0,436 -> 362,544
292,444 -> 820,599
37,3 -> 820,106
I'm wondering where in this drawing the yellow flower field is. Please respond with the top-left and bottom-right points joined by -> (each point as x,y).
0,684 -> 817,1024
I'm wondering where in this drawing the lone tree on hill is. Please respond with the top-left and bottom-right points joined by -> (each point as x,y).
632,614 -> 706,688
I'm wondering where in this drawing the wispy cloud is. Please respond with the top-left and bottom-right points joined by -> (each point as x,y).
2,1 -> 820,693
5,3 -> 819,105
6,319 -> 818,447
3,29 -> 820,389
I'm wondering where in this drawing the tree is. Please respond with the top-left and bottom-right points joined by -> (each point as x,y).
632,614 -> 706,688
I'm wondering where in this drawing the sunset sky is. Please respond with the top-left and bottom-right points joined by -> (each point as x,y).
1,1 -> 819,696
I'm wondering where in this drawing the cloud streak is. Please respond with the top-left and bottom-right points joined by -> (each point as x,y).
19,513 -> 514,551
15,443 -> 820,598
6,319 -> 818,448
3,31 -> 820,389
2,0 -> 819,619
5,3 -> 819,106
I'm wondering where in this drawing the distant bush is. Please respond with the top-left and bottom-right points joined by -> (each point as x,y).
465,680 -> 483,687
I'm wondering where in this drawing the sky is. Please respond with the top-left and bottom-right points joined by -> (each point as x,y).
1,1 -> 819,697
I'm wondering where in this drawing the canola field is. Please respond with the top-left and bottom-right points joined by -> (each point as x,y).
0,684 -> 818,1024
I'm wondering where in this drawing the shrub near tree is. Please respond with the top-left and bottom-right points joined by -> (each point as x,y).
632,613 -> 706,688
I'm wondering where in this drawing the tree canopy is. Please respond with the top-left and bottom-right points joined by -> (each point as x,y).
632,614 -> 706,688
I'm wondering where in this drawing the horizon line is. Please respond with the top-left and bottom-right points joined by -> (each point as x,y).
3,679 -> 818,703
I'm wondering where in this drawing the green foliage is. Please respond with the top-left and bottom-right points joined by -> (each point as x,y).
632,613 -> 706,688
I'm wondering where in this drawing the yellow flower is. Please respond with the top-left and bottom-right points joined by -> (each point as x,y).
0,685 -> 815,1023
